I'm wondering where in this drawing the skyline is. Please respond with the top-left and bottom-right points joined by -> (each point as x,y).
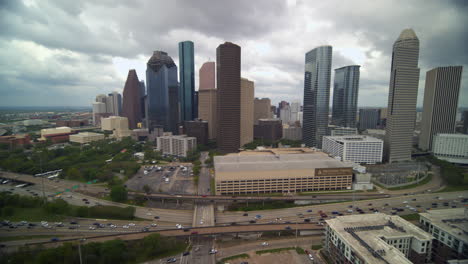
0,0 -> 467,108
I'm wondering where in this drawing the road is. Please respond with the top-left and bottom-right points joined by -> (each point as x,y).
193,152 -> 215,228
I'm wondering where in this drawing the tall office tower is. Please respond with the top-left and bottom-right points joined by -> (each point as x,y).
463,111 -> 468,134
332,65 -> 360,128
419,66 -> 463,151
384,29 -> 420,163
240,78 -> 254,146
277,100 -> 289,117
198,61 -> 217,139
254,98 -> 272,124
280,104 -> 291,125
178,41 -> 195,121
146,51 -> 179,134
359,108 -> 381,130
217,42 -> 241,153
106,92 -> 122,116
95,94 -> 107,104
290,102 -> 300,123
92,102 -> 106,125
139,81 -> 146,120
303,46 -> 333,148
270,105 -> 277,117
121,69 -> 142,129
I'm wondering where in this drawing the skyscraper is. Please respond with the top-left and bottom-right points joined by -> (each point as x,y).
198,61 -> 217,139
217,42 -> 241,153
290,102 -> 300,123
146,51 -> 179,134
280,104 -> 291,125
254,98 -> 272,124
419,66 -> 463,151
139,80 -> 146,120
384,29 -> 420,163
359,108 -> 381,130
107,92 -> 122,116
122,69 -> 142,129
332,65 -> 360,128
303,46 -> 333,148
240,77 -> 254,146
178,41 -> 195,122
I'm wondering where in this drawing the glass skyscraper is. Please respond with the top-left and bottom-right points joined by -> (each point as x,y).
331,65 -> 360,128
146,51 -> 179,134
302,46 -> 332,148
178,41 -> 195,121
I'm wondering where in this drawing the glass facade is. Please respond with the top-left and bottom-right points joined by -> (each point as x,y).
303,46 -> 333,148
178,41 -> 195,121
332,65 -> 360,128
146,51 -> 179,134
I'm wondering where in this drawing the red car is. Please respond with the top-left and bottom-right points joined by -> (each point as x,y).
201,195 -> 207,197
191,231 -> 199,235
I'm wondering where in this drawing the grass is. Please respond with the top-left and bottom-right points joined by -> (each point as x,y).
0,235 -> 64,242
401,213 -> 420,221
386,174 -> 433,190
210,178 -> 216,195
311,244 -> 323,250
219,253 -> 250,263
256,247 -> 296,255
436,185 -> 468,193
1,207 -> 65,222
295,247 -> 306,254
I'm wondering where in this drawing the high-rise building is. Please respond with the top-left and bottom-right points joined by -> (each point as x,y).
156,133 -> 197,157
178,41 -> 195,122
280,104 -> 291,125
139,80 -> 146,120
122,69 -> 142,129
95,94 -> 107,104
303,46 -> 333,148
277,101 -> 289,117
194,90 -> 198,119
217,42 -> 241,153
282,125 -> 302,141
184,120 -> 208,145
146,51 -> 179,134
332,65 -> 360,128
322,135 -> 383,164
254,98 -> 272,124
359,108 -> 381,130
92,101 -> 107,126
240,78 -> 254,146
463,110 -> 468,134
198,61 -> 217,139
107,92 -> 122,116
418,66 -> 463,151
290,102 -> 300,123
384,29 -> 420,163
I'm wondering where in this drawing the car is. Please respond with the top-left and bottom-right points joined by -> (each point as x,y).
183,228 -> 190,232
285,226 -> 291,230
261,242 -> 269,246
50,238 -> 59,242
249,220 -> 256,224
201,195 -> 207,197
307,209 -> 313,212
142,227 -> 150,232
304,219 -> 311,222
89,226 -> 96,230
308,253 -> 314,260
123,225 -> 129,229
243,213 -> 249,216
70,221 -> 78,224
209,249 -> 218,254
182,251 -> 190,256
190,231 -> 198,235
68,226 -> 76,229
154,216 -> 160,219
403,201 -> 408,204
151,223 -> 158,227
240,262 -> 249,264
128,223 -> 135,226
110,225 -> 117,228
85,201 -> 90,204
166,258 -> 177,263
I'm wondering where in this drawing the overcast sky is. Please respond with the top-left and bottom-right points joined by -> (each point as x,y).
1,0 -> 467,108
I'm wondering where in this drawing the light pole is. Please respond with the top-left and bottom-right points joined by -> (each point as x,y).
38,150 -> 46,202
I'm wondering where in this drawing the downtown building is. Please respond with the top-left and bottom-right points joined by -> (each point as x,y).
384,29 -> 420,163
214,148 -> 353,195
198,61 -> 217,139
322,135 -> 383,164
107,91 -> 122,116
283,125 -> 303,141
217,42 -> 241,153
156,133 -> 197,158
418,66 -> 463,151
359,108 -> 382,130
325,214 -> 433,264
303,46 -> 333,148
332,65 -> 360,128
179,41 -> 196,121
122,69 -> 143,129
184,119 -> 208,145
419,208 -> 468,263
330,126 -> 358,136
254,118 -> 283,142
240,77 -> 254,146
254,98 -> 272,124
432,134 -> 468,164
146,51 -> 179,134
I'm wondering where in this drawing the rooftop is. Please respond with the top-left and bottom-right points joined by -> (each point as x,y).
325,135 -> 383,143
327,213 -> 432,264
435,133 -> 468,139
420,208 -> 468,243
73,132 -> 104,137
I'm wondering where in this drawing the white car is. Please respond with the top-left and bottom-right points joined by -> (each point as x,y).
146,213 -> 152,216
209,249 -> 218,254
151,223 -> 158,227
89,226 -> 96,230
110,225 -> 117,228
128,223 -> 135,226
123,225 -> 129,229
403,201 -> 408,204
308,254 -> 314,260
261,242 -> 269,246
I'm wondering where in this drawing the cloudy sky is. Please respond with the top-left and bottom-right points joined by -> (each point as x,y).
1,0 -> 467,108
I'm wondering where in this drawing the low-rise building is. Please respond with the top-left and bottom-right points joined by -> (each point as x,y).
325,213 -> 433,264
40,127 -> 73,143
184,120 -> 209,145
432,134 -> 468,164
419,208 -> 468,263
322,135 -> 383,164
56,119 -> 89,127
214,148 -> 353,195
156,133 -> 197,157
101,116 -> 132,139
0,134 -> 31,148
69,132 -> 105,144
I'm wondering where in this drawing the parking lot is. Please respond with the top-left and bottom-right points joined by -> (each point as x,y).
125,164 -> 196,195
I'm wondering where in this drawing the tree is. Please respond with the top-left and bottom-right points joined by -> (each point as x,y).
142,184 -> 152,194
110,185 -> 127,202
